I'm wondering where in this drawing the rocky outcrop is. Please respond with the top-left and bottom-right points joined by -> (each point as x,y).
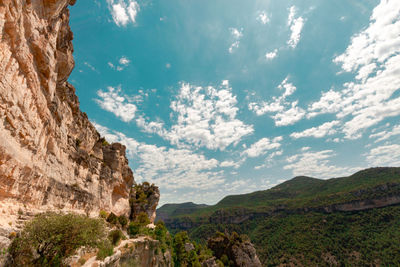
0,0 -> 134,231
207,232 -> 262,267
130,183 -> 160,223
67,236 -> 172,267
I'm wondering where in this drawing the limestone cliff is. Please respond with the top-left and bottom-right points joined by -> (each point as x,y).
0,0 -> 134,229
207,232 -> 262,267
67,237 -> 172,267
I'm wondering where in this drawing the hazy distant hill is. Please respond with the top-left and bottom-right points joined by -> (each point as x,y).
157,202 -> 209,222
157,167 -> 400,266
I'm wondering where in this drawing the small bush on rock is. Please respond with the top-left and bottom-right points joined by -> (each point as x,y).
108,229 -> 124,246
99,210 -> 108,219
96,240 -> 114,260
118,215 -> 128,228
106,212 -> 118,225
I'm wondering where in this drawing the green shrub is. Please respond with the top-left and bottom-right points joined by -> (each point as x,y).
118,215 -> 128,227
106,212 -> 118,225
108,229 -> 124,246
216,259 -> 225,267
128,222 -> 141,237
96,240 -> 114,260
8,212 -> 106,266
99,210 -> 108,219
136,212 -> 150,225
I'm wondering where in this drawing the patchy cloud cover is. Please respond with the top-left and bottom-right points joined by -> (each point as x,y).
70,0 -> 400,205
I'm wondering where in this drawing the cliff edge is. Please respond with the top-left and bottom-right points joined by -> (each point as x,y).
0,0 -> 134,229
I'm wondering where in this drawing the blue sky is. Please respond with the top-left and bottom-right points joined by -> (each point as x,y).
69,0 -> 400,206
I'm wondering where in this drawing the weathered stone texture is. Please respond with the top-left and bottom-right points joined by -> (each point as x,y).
0,0 -> 134,228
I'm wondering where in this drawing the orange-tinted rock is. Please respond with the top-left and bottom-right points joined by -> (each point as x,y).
0,0 -> 134,228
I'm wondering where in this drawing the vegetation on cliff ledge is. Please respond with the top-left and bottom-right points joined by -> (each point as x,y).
8,213 -> 109,266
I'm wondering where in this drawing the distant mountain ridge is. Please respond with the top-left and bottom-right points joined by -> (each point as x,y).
158,167 -> 400,223
157,202 -> 209,222
157,167 -> 400,265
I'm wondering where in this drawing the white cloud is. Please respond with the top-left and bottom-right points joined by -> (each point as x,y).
109,56 -> 131,71
287,6 -> 305,48
284,150 -> 359,178
249,77 -> 305,126
135,116 -> 166,135
119,56 -> 130,66
257,11 -> 270,24
271,101 -> 305,126
220,160 -> 242,169
95,86 -> 137,122
265,49 -> 278,60
230,28 -> 243,39
229,41 -> 240,53
366,144 -> 400,166
84,62 -> 97,72
308,0 -> 400,139
107,0 -> 140,27
228,27 -> 243,53
242,137 -> 282,158
369,124 -> 400,143
93,123 -> 225,191
254,150 -> 283,170
137,81 -> 254,151
290,120 -> 340,139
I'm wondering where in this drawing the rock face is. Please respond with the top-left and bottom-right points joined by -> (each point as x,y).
207,232 -> 262,267
67,237 -> 172,267
130,183 -> 160,223
0,0 -> 134,229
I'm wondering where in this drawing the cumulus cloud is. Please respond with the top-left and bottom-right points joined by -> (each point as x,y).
220,160 -> 242,169
366,144 -> 400,166
308,0 -> 400,139
228,28 -> 243,53
93,123 -> 225,191
369,124 -> 400,143
248,77 -> 305,126
254,150 -> 283,170
265,49 -> 278,60
95,86 -> 137,122
137,81 -> 254,151
107,0 -> 140,27
242,137 -> 283,158
284,150 -> 359,178
257,11 -> 270,24
290,120 -> 340,139
287,6 -> 305,48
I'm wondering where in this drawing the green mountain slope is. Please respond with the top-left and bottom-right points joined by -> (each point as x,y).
157,167 -> 400,266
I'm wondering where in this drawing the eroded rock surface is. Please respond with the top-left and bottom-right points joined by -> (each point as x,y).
68,237 -> 172,267
207,232 -> 262,267
0,0 -> 134,230
130,183 -> 160,223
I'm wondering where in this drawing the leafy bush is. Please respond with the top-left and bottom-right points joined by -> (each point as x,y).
99,210 -> 108,219
96,240 -> 114,260
118,215 -> 128,228
136,212 -> 150,225
128,222 -> 141,237
106,212 -> 118,225
8,212 -> 106,266
108,229 -> 124,246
